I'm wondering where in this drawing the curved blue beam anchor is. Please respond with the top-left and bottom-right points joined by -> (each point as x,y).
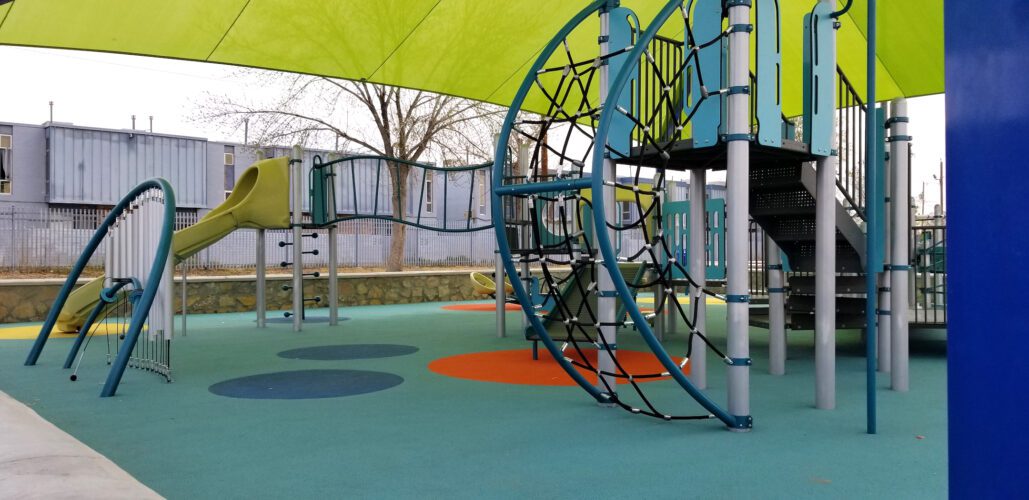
491,0 -> 613,405
62,279 -> 133,369
590,0 -> 747,430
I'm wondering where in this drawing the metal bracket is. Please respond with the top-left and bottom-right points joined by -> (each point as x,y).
885,264 -> 911,271
726,294 -> 750,303
597,290 -> 619,298
594,342 -> 618,350
885,116 -> 910,127
727,85 -> 751,95
728,357 -> 752,366
597,35 -> 609,43
877,309 -> 891,316
768,287 -> 786,294
721,133 -> 753,143
731,415 -> 754,429
724,0 -> 752,7
886,135 -> 913,142
729,23 -> 753,33
766,264 -> 783,270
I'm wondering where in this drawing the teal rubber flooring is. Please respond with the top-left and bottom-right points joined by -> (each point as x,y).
0,301 -> 947,498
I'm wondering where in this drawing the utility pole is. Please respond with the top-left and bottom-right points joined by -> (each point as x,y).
48,101 -> 53,123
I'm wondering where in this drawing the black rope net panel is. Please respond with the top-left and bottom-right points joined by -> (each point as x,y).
500,2 -> 733,421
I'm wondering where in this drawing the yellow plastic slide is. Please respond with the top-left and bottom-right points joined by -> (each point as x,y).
55,157 -> 292,332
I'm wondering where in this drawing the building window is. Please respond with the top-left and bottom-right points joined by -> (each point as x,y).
223,147 -> 235,199
620,202 -> 634,224
424,172 -> 434,214
0,134 -> 11,195
478,175 -> 487,216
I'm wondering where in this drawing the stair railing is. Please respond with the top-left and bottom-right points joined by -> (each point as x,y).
835,67 -> 867,223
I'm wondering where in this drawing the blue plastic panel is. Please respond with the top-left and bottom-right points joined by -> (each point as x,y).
755,0 -> 783,147
946,1 -> 1029,496
688,0 -> 723,149
802,3 -> 834,156
607,6 -> 637,158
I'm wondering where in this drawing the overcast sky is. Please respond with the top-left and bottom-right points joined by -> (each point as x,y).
0,46 -> 947,214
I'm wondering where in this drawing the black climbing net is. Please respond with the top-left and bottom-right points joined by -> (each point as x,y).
500,1 -> 738,420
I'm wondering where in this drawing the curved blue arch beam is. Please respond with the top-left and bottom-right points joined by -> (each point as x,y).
491,0 -> 611,405
25,178 -> 176,373
589,0 -> 743,430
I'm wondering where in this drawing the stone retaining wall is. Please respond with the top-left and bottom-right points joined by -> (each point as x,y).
0,270 -> 498,324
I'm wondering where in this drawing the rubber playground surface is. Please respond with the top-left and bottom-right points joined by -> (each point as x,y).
0,300 -> 947,498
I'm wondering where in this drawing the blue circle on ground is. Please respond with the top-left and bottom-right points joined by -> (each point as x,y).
277,344 -> 419,361
209,369 -> 403,400
261,316 -> 348,324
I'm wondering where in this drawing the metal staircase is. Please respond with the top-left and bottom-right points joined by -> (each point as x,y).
749,162 -> 868,330
749,69 -> 879,331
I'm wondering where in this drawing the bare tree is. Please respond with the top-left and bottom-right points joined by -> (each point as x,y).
198,71 -> 502,271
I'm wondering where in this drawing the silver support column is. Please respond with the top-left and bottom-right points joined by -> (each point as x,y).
328,224 -> 339,326
180,264 -> 187,337
688,169 -> 707,389
596,7 -> 617,402
878,141 -> 892,372
767,235 -> 787,375
814,157 -> 837,409
256,228 -> 266,328
495,254 -> 506,338
327,152 -> 340,327
725,0 -> 751,426
291,145 -> 304,332
813,0 -> 838,410
889,97 -> 911,391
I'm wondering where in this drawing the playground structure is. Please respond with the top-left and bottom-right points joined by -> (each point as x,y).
491,0 -> 913,429
20,0 -> 925,431
23,148 -> 497,395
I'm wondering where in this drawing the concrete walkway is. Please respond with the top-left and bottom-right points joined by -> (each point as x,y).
0,391 -> 161,499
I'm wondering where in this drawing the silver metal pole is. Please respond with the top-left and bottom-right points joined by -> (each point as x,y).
767,234 -> 786,375
256,228 -> 266,328
328,225 -> 339,326
180,263 -> 187,337
889,97 -> 911,391
654,282 -> 665,341
688,169 -> 707,388
291,145 -> 304,332
878,129 -> 892,372
726,0 -> 752,426
495,254 -> 506,338
596,6 -> 617,402
813,0 -> 838,410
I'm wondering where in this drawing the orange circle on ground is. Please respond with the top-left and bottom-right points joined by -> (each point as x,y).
428,348 -> 689,386
441,303 -> 524,312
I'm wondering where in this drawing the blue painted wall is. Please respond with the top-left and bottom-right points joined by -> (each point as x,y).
946,2 -> 1029,496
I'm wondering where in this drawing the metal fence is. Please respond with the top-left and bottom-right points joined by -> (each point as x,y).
0,206 -> 499,271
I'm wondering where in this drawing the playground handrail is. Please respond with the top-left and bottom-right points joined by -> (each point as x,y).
310,154 -> 494,232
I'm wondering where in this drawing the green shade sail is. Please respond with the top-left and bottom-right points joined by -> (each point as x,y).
0,1 -> 942,113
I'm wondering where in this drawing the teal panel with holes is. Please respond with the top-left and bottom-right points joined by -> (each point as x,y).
756,0 -> 782,148
663,199 -> 725,281
688,0 -> 723,149
802,2 -> 834,156
607,6 -> 637,159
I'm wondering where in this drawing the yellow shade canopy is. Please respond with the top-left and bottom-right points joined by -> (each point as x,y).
0,1 -> 942,114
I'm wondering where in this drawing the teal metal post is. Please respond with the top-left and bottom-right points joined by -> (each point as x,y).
864,0 -> 879,435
